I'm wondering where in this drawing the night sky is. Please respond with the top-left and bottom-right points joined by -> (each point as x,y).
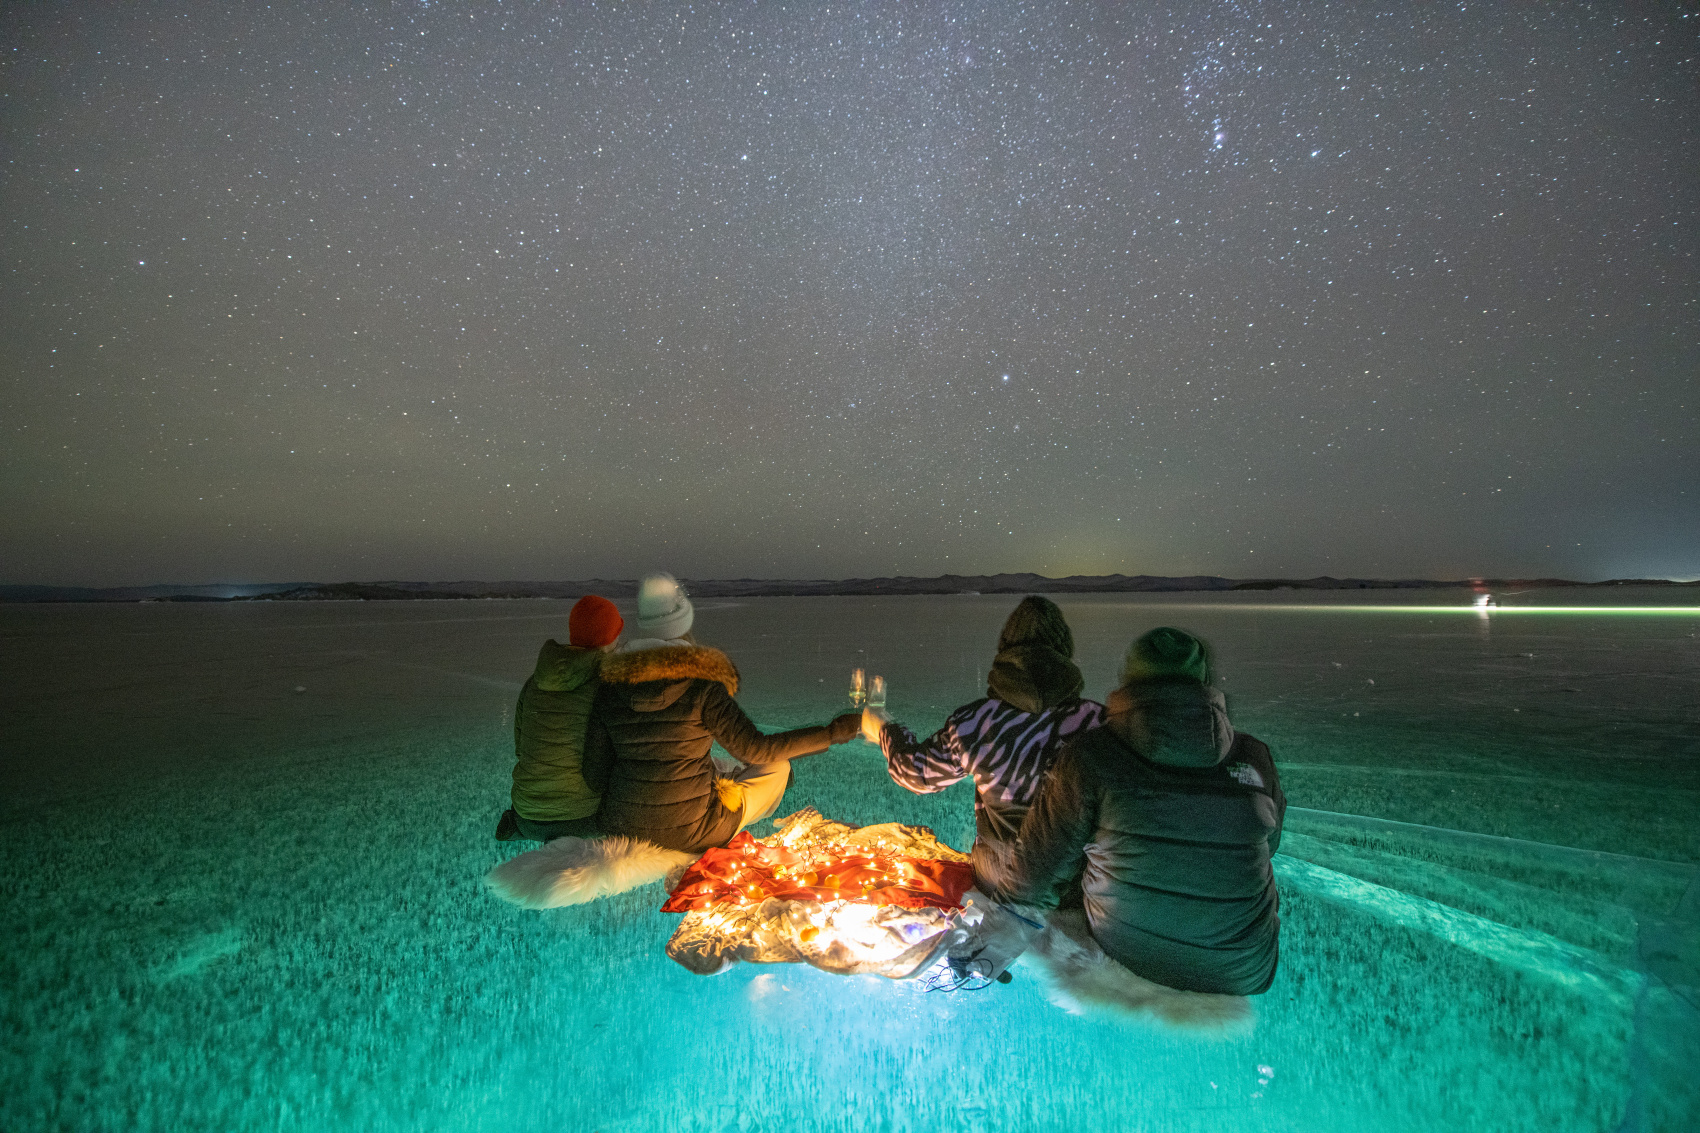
4,3 -> 1695,588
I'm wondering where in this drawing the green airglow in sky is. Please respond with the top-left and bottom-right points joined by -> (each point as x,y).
1133,605 -> 1700,616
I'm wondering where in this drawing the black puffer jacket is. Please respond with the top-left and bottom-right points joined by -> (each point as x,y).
587,644 -> 835,853
978,675 -> 1285,995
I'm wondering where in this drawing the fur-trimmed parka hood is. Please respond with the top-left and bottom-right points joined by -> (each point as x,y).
1105,675 -> 1234,768
599,643 -> 740,711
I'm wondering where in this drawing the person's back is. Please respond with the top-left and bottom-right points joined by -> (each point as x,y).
499,595 -> 624,842
591,574 -> 860,853
979,627 -> 1285,996
875,596 -> 1106,867
593,641 -> 760,850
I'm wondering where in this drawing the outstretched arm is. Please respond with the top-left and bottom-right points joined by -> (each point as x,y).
879,709 -> 973,795
700,683 -> 836,765
977,743 -> 1098,908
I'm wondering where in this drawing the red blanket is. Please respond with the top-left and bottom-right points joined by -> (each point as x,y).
660,832 -> 974,914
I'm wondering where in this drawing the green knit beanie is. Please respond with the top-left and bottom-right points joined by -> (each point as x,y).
1121,626 -> 1211,684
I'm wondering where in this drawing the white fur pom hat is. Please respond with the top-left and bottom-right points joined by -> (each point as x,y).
635,572 -> 694,641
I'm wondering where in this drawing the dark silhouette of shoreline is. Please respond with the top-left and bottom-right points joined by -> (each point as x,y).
3,574 -> 1694,603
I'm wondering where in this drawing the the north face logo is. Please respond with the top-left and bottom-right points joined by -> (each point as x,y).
1227,762 -> 1265,788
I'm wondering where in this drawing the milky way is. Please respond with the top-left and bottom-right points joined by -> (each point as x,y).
3,3 -> 1695,586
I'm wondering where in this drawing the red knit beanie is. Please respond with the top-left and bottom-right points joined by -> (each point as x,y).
568,594 -> 624,649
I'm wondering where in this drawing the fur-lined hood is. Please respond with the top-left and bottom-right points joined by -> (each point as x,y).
598,643 -> 740,711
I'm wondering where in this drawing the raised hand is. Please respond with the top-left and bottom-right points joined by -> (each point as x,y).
827,712 -> 863,744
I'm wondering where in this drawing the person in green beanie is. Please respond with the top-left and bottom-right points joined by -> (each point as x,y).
870,596 -> 1107,877
978,626 -> 1286,997
1123,625 -> 1212,682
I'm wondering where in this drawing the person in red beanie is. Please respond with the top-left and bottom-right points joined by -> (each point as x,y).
495,594 -> 626,842
568,594 -> 624,653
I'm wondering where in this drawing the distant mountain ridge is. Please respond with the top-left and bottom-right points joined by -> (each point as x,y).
3,574 -> 1695,603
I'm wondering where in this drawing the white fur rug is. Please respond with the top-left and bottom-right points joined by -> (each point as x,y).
485,836 -> 697,910
1025,910 -> 1253,1031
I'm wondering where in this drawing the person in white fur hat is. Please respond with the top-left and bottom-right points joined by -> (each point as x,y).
620,571 -> 699,651
588,573 -> 862,853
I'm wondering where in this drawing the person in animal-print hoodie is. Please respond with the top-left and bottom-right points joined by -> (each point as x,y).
869,596 -> 1106,881
585,573 -> 862,854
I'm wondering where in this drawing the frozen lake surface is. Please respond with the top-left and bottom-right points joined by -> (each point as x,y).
2,592 -> 1697,1131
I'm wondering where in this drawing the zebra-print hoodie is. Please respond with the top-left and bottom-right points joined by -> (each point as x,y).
880,596 -> 1105,853
880,694 -> 1108,846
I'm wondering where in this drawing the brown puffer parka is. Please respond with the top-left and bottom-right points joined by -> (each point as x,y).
587,644 -> 835,853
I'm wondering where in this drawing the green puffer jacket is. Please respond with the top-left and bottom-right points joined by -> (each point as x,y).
510,640 -> 607,822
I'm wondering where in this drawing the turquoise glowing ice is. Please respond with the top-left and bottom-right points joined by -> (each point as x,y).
1,594 -> 1695,1131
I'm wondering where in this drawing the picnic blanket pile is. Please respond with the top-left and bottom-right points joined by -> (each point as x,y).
662,808 -> 976,977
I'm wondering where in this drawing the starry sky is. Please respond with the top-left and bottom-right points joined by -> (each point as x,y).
4,2 -> 1696,587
